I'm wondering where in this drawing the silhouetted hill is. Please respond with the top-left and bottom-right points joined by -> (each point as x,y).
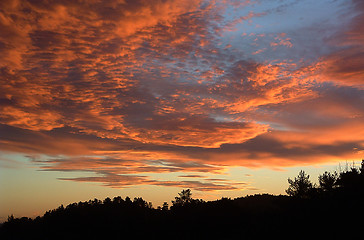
2,161 -> 364,239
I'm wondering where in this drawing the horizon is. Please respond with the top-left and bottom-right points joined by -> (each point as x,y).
1,0 -> 363,222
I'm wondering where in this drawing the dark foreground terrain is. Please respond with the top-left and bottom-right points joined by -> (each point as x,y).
2,162 -> 364,239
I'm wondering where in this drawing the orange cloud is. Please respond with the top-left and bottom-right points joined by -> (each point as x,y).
270,35 -> 293,49
124,116 -> 268,148
0,0 -> 363,192
60,173 -> 248,191
315,0 -> 364,86
319,49 -> 364,86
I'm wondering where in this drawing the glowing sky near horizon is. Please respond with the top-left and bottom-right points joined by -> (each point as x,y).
0,0 -> 363,221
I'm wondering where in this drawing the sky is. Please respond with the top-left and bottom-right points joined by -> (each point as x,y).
0,0 -> 363,221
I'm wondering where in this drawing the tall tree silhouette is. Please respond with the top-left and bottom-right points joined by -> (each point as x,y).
336,162 -> 364,192
172,189 -> 193,206
286,170 -> 313,198
318,171 -> 338,191
162,202 -> 169,211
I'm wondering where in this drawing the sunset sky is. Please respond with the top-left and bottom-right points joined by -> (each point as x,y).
1,0 -> 363,221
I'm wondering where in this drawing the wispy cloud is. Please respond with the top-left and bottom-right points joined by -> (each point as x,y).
59,173 -> 248,191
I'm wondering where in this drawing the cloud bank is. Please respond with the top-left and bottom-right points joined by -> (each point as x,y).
0,0 -> 363,191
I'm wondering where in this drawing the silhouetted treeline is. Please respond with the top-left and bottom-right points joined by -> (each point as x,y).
1,161 -> 364,239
